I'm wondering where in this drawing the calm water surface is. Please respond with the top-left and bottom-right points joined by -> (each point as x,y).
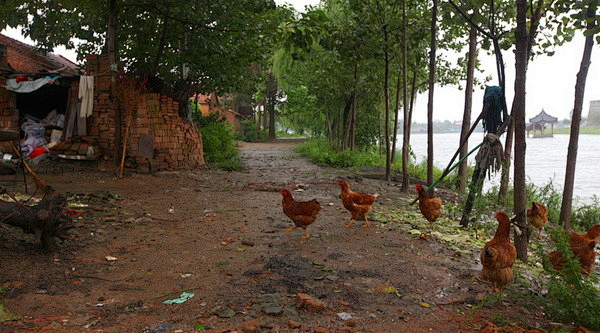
401,132 -> 600,203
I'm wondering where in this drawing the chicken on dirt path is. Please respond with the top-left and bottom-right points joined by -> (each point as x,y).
480,211 -> 517,305
337,179 -> 378,228
412,183 -> 443,231
280,188 -> 322,239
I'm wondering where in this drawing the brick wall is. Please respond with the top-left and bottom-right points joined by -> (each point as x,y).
85,54 -> 205,172
0,78 -> 19,152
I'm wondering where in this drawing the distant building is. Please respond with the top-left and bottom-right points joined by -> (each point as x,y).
527,109 -> 558,138
588,100 -> 600,126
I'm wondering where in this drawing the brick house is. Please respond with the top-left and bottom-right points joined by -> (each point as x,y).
191,92 -> 251,133
0,33 -> 205,173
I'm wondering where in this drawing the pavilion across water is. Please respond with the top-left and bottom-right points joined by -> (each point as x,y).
527,109 -> 558,138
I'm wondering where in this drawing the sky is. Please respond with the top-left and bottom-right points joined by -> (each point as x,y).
3,0 -> 599,123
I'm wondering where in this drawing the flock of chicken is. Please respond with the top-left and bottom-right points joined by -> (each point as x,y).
280,180 -> 599,299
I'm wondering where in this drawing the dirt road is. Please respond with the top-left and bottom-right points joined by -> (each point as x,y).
0,140 -> 548,332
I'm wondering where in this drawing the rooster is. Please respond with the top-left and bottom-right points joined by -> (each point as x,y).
412,183 -> 443,230
337,179 -> 378,227
480,211 -> 517,296
549,224 -> 600,276
280,188 -> 322,239
527,202 -> 549,239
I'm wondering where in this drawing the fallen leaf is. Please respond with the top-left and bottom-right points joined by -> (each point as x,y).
418,302 -> 431,308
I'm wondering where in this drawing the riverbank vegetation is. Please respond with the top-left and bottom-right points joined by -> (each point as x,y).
553,126 -> 600,135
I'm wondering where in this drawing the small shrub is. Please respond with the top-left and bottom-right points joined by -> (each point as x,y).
194,113 -> 243,171
543,226 -> 600,331
571,196 -> 600,232
237,119 -> 267,142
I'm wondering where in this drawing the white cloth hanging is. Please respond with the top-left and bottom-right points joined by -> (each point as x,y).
78,76 -> 95,117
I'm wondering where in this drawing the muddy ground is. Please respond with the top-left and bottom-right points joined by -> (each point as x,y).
0,140 -> 563,332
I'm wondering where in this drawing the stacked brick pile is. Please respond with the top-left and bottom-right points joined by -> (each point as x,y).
127,93 -> 204,173
85,54 -> 205,174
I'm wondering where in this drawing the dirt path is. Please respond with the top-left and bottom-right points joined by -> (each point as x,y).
0,140 -> 548,332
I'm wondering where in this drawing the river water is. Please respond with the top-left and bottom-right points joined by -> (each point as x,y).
402,132 -> 600,203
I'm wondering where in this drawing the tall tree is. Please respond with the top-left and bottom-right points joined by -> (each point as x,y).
400,0 -> 410,193
559,0 -> 599,229
458,24 -> 478,193
426,0 -> 439,192
513,0 -> 529,262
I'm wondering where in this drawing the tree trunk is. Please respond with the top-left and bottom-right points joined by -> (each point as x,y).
0,191 -> 72,250
342,95 -> 353,150
458,24 -> 477,193
256,101 -> 262,140
498,117 -> 514,203
383,24 -> 392,184
107,0 -> 121,164
513,0 -> 529,262
426,0 -> 438,194
266,73 -> 277,140
401,0 -> 410,193
350,88 -> 357,150
391,73 -> 401,163
150,13 -> 170,76
262,97 -> 268,135
560,1 -> 597,229
106,0 -> 119,66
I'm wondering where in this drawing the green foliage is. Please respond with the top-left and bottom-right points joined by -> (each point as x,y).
553,126 -> 600,135
293,138 -> 383,168
194,113 -> 243,171
294,138 -> 459,189
237,119 -> 267,143
543,226 -> 600,330
525,179 -> 564,225
571,196 -> 600,231
3,0 -> 282,95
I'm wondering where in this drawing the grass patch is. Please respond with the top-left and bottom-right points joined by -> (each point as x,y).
0,286 -> 19,322
294,138 -> 459,188
552,126 -> 600,135
293,138 -> 384,168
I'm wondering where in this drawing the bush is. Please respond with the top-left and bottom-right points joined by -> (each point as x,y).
571,196 -> 600,232
543,226 -> 600,330
237,119 -> 267,142
194,113 -> 243,171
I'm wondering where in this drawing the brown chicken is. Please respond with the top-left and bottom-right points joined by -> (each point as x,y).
337,179 -> 378,227
280,188 -> 322,239
480,211 -> 517,294
412,183 -> 443,229
527,201 -> 549,239
549,224 -> 600,276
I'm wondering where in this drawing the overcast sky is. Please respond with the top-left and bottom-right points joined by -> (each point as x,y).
4,0 -> 599,123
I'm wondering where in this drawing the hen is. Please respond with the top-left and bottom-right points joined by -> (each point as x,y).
412,183 -> 443,229
549,224 -> 600,276
337,179 -> 378,227
280,188 -> 322,239
480,211 -> 517,295
527,201 -> 549,239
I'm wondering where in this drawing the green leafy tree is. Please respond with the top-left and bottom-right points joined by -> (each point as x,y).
1,0 -> 283,113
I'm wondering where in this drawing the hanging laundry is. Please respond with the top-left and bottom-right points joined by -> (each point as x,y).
78,76 -> 94,118
5,76 -> 60,93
